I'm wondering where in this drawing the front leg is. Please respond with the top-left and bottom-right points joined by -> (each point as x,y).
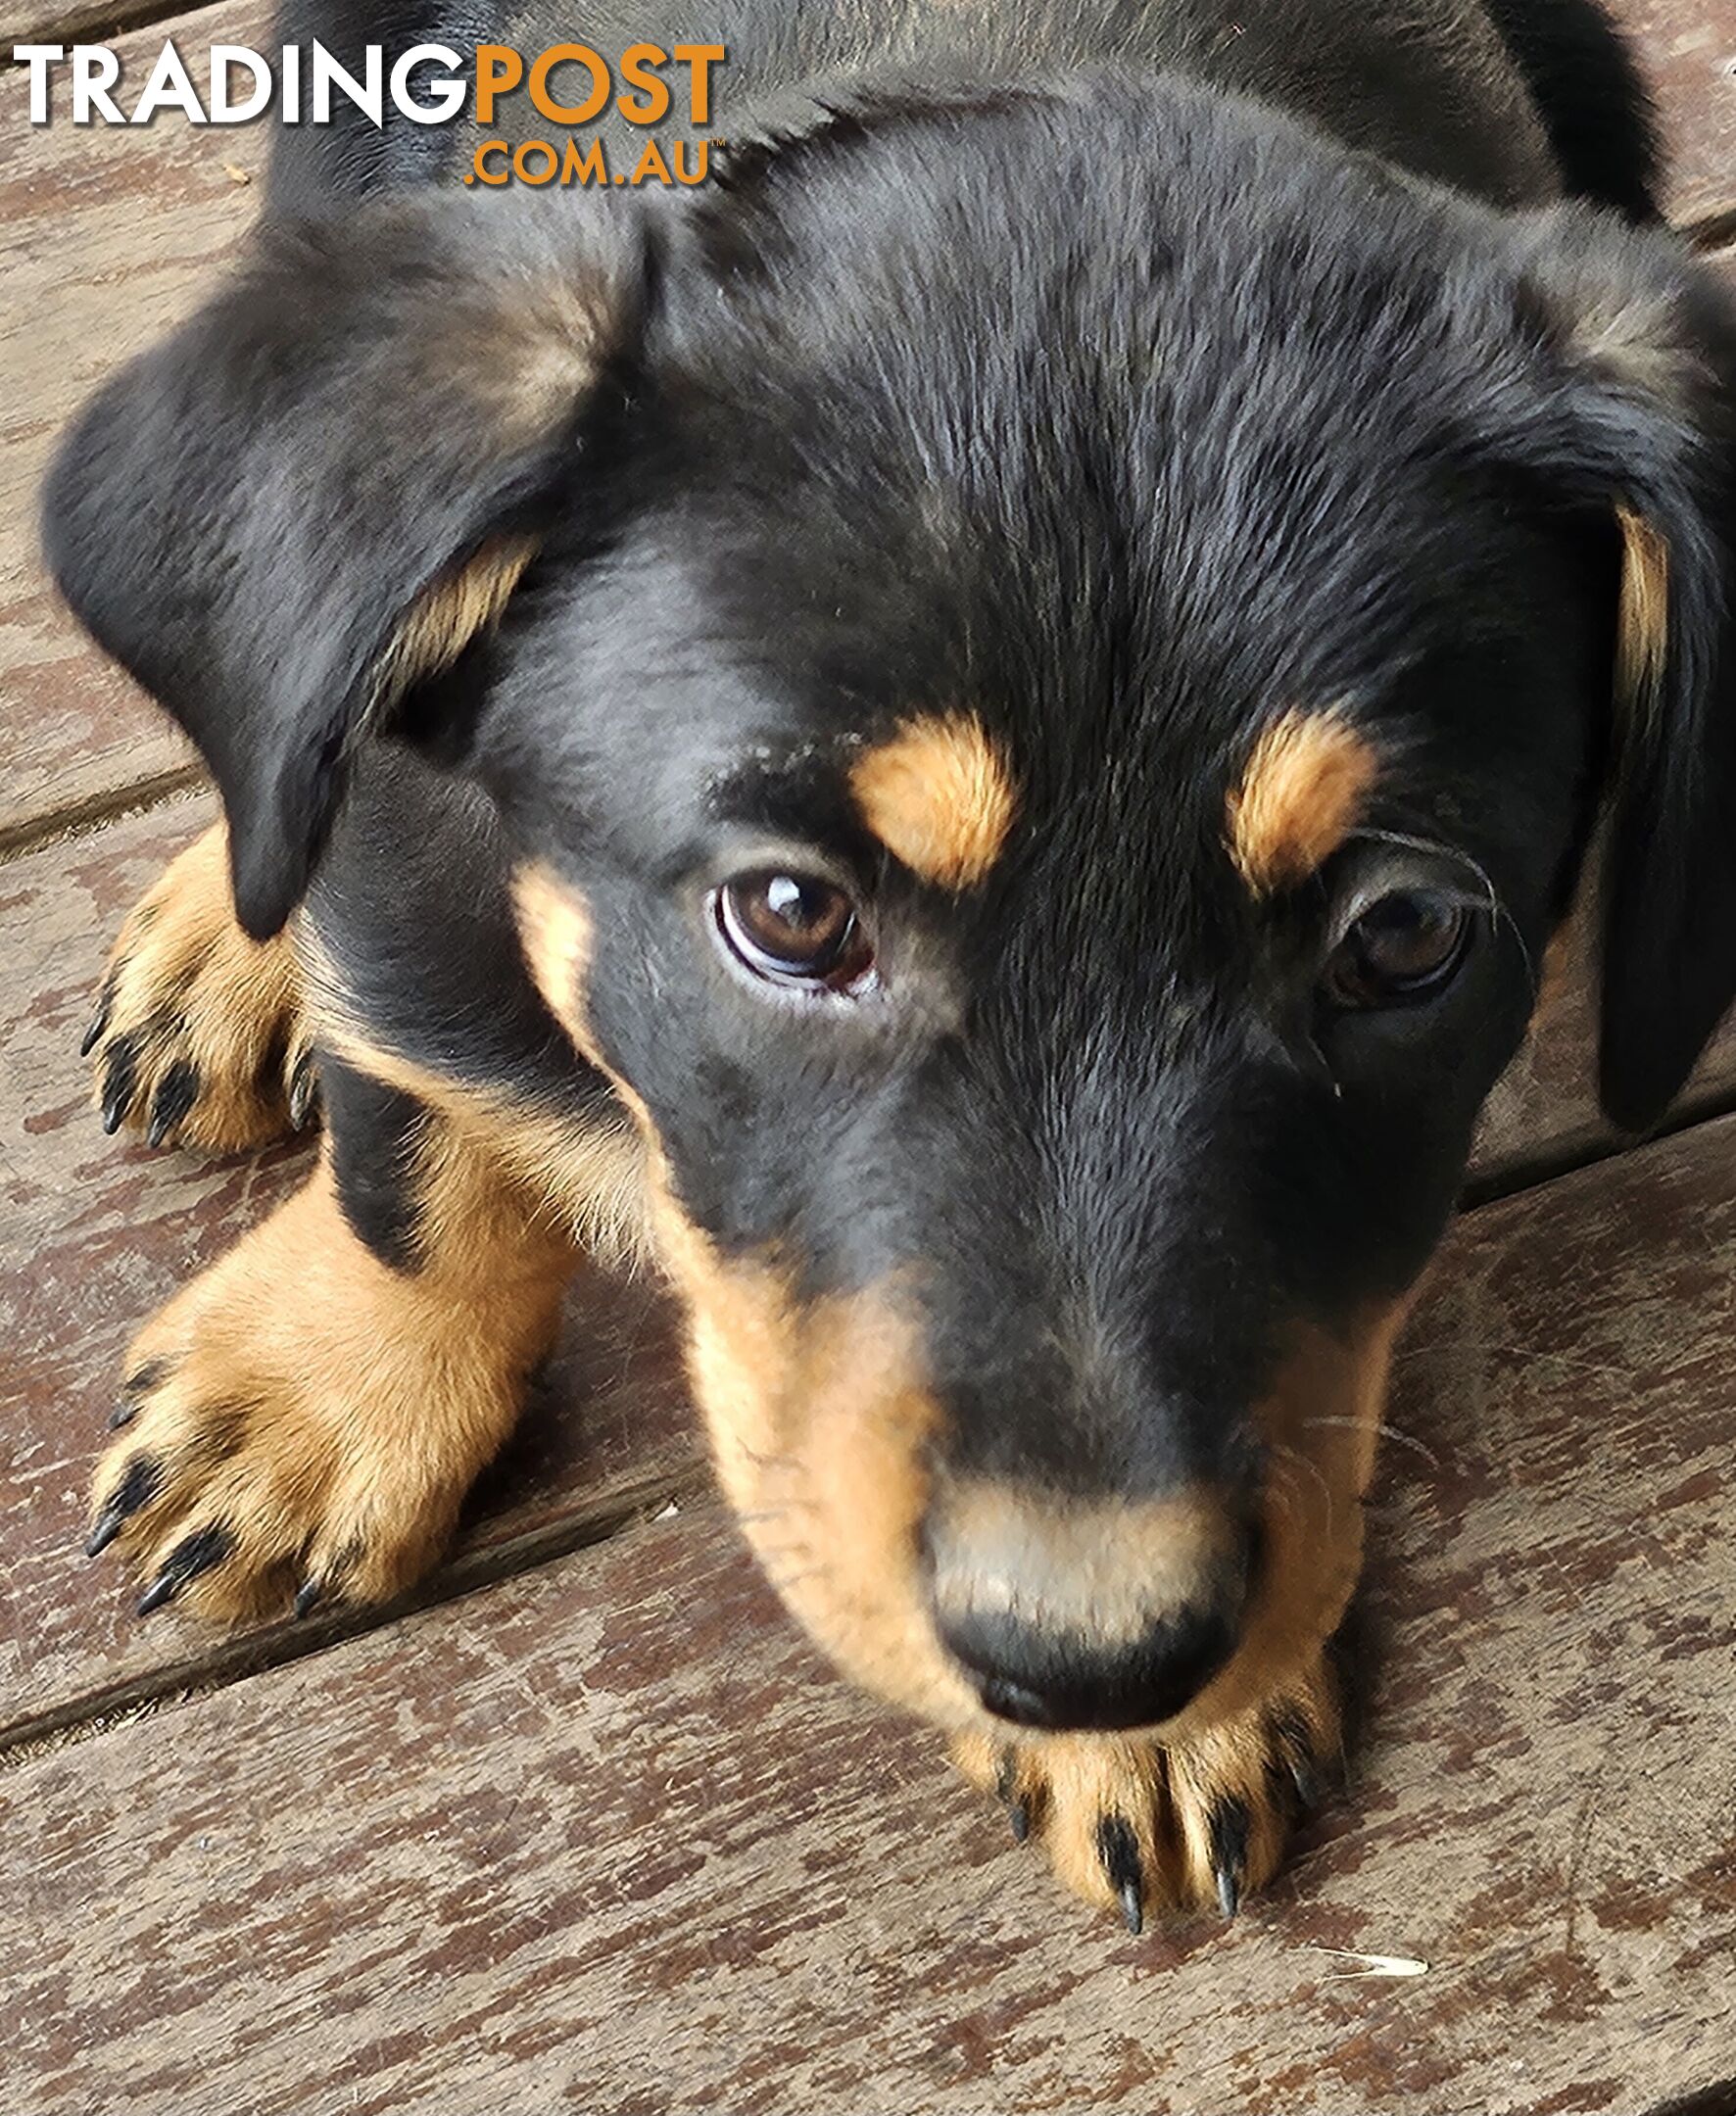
953,1649 -> 1339,1932
87,1056 -> 580,1620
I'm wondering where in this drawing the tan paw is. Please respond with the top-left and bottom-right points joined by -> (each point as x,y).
84,822 -> 313,1153
953,1654 -> 1338,1932
85,1162 -> 564,1623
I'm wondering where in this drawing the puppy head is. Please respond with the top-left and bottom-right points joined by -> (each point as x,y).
46,79 -> 1736,1739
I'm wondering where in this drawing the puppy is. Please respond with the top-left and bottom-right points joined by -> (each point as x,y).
43,0 -> 1736,1928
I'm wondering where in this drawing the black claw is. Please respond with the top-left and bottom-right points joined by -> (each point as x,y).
288,1052 -> 318,1130
122,1357 -> 170,1400
993,1750 -> 1032,1841
146,1060 -> 200,1148
1096,1814 -> 1144,1936
100,1034 -> 144,1134
1269,1707 -> 1322,1814
136,1524 -> 232,1616
80,984 -> 115,1057
86,1455 -> 162,1556
112,1357 -> 169,1428
293,1577 -> 323,1620
1209,1798 -> 1250,1922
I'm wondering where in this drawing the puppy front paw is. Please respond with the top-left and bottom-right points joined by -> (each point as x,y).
86,1169 -> 555,1623
84,822 -> 313,1153
953,1653 -> 1338,1932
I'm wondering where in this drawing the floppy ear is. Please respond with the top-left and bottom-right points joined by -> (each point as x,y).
42,195 -> 651,938
1509,216 -> 1736,1132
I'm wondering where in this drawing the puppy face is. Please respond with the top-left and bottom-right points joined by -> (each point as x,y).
487,90 -> 1626,1739
46,77 -> 1736,1740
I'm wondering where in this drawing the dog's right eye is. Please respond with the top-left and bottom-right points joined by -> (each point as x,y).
1322,890 -> 1471,1009
713,872 -> 875,992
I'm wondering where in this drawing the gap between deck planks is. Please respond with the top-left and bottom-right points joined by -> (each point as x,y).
4,1112 -> 1736,2115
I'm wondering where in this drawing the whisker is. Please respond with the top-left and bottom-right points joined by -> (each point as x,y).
1301,1415 -> 1442,1470
1267,1439 -> 1334,1538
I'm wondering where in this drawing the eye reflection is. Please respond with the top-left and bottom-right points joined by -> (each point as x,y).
714,870 -> 875,991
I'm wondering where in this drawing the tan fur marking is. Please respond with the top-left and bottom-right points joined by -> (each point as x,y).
1202,1300 -> 1411,1727
850,713 -> 1018,889
88,822 -> 309,1152
298,922 -> 648,1270
514,886 -> 981,1720
635,1144 -> 978,1721
1228,708 -> 1379,895
511,860 -> 599,1052
1615,505 -> 1669,727
90,1126 -> 577,1620
374,534 -> 539,717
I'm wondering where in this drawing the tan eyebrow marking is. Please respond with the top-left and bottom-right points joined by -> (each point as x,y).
849,712 -> 1019,890
1227,706 -> 1379,895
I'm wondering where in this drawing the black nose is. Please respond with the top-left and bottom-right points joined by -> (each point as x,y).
926,1487 -> 1254,1733
939,1600 -> 1239,1732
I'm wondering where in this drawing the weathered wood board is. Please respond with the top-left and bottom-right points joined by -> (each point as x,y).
5,1114 -> 1735,2115
1613,0 -> 1736,232
0,3 -> 270,842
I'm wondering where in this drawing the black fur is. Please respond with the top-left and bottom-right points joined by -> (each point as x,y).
319,1054 -> 429,1271
1480,0 -> 1663,220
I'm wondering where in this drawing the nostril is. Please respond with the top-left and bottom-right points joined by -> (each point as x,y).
940,1599 -> 1240,1733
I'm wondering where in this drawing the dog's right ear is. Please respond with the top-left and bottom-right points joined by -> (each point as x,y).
42,196 -> 651,938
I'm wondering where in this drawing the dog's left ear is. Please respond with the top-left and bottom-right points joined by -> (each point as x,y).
1506,216 -> 1736,1132
42,193 -> 651,938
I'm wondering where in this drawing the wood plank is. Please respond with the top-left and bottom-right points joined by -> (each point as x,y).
1,5 -> 185,41
0,794 -> 699,1747
5,1113 -> 1734,2115
1473,915 -> 1736,1188
0,2 -> 269,841
1608,0 -> 1736,232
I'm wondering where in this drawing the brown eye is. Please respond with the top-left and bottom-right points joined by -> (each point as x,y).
715,871 -> 873,990
1323,890 -> 1471,1009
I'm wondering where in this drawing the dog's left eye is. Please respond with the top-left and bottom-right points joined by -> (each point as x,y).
714,871 -> 875,991
1322,890 -> 1471,1008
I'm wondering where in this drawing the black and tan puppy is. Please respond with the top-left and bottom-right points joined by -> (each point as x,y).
43,0 -> 1736,1927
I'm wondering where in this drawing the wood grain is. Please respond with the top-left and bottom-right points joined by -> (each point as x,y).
1,5 -> 189,41
1609,0 -> 1736,230
5,1114 -> 1735,2115
0,2 -> 270,841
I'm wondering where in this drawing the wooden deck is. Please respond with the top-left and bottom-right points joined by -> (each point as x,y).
3,10 -> 1735,2110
